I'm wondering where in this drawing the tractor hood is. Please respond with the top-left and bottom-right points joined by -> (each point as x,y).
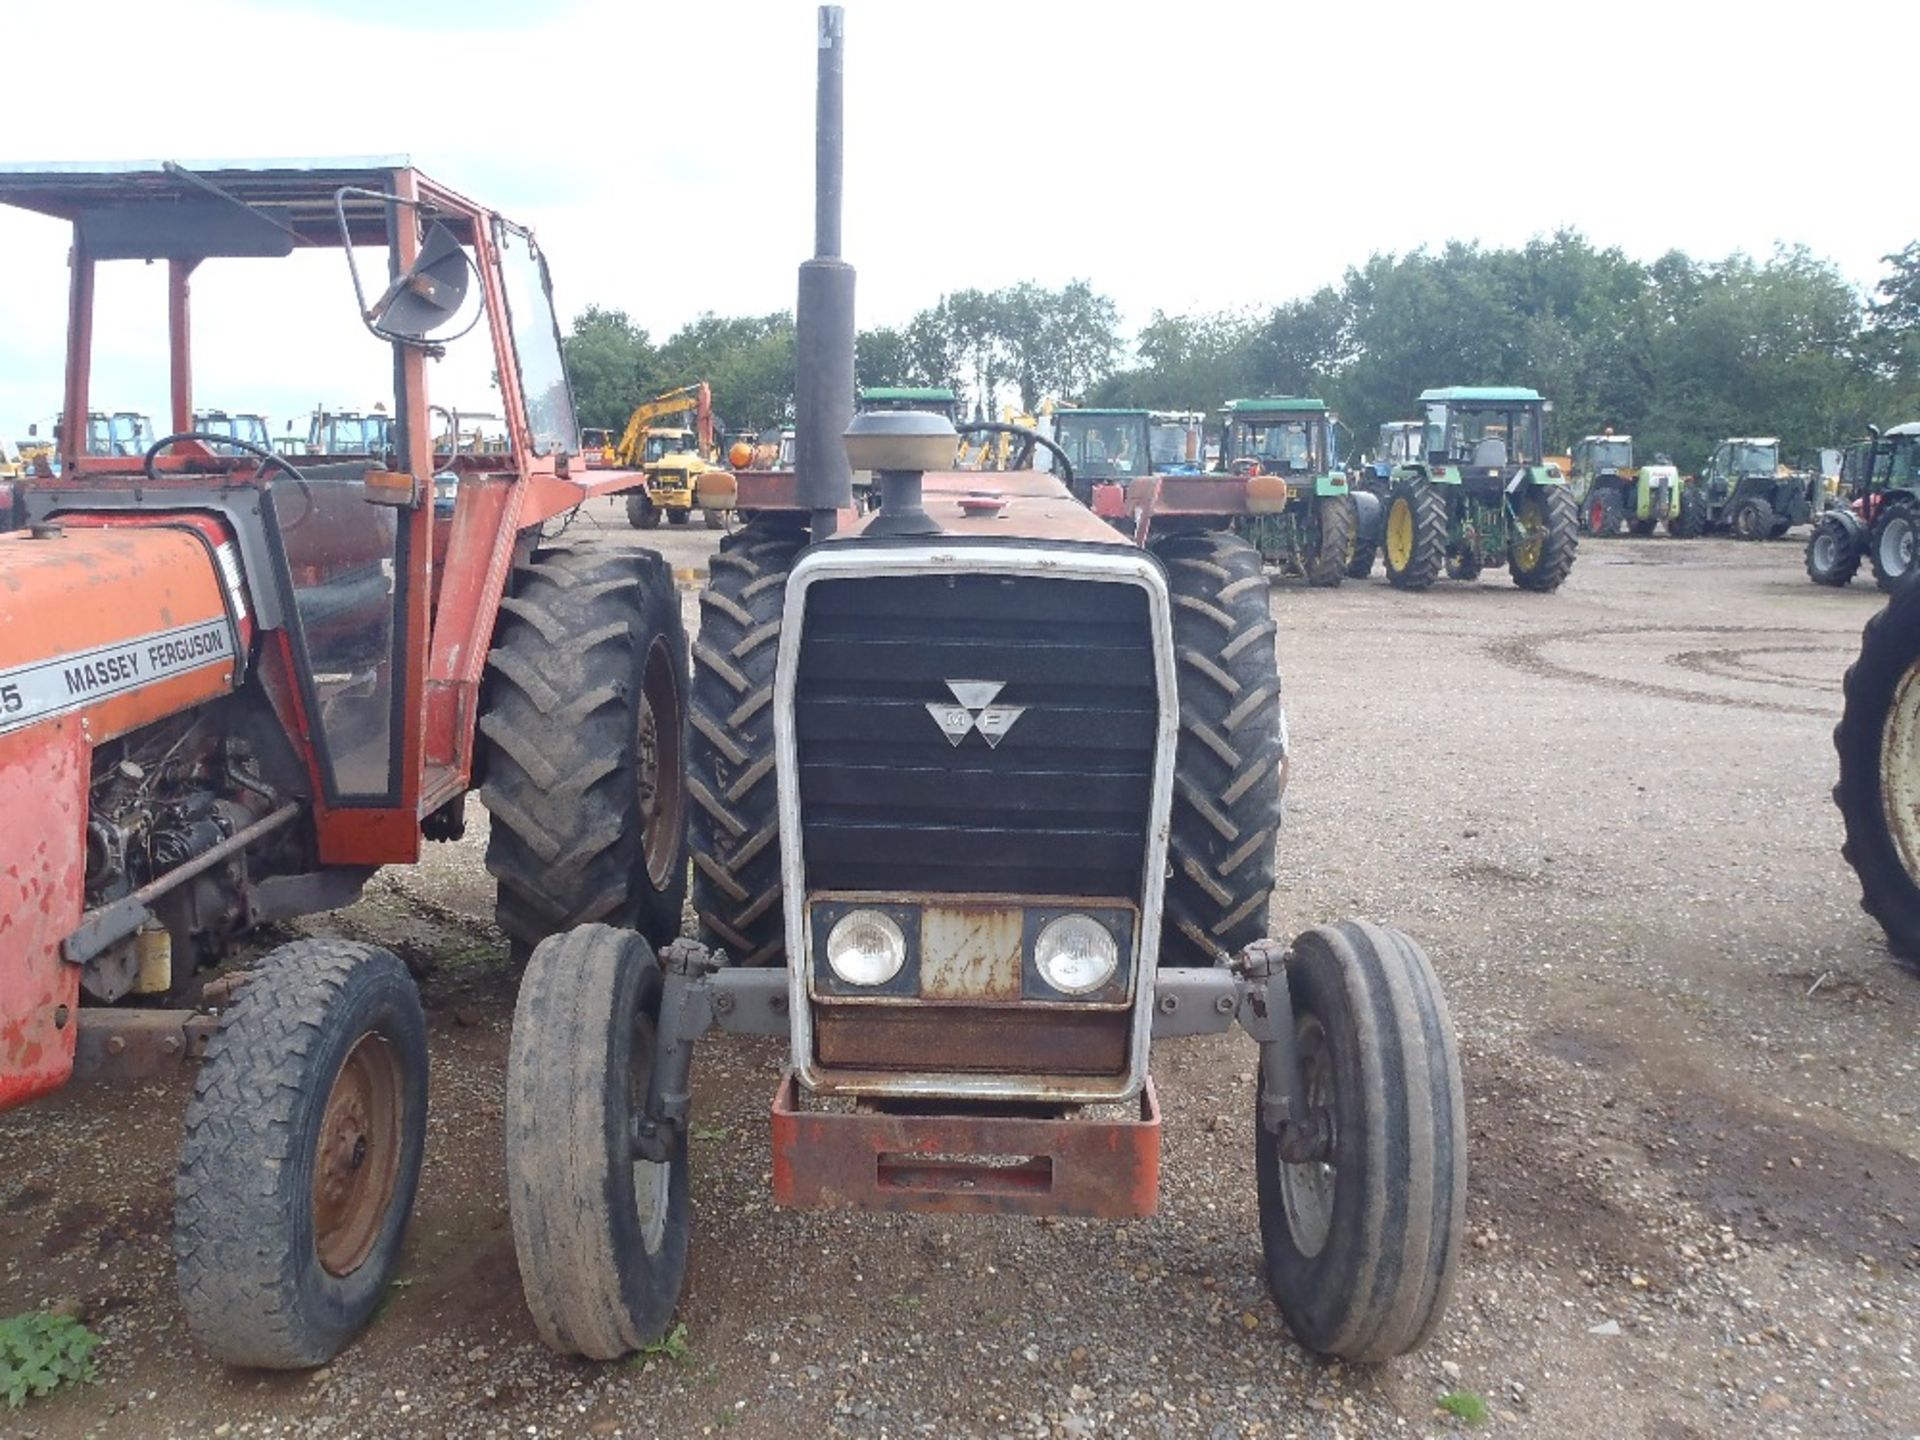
827,469 -> 1129,548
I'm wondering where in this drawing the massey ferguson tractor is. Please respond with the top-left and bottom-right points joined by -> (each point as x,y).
500,8 -> 1466,1368
0,161 -> 688,1367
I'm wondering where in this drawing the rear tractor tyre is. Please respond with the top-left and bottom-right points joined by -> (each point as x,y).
1345,491 -> 1382,578
506,925 -> 691,1358
1870,504 -> 1917,592
1834,579 -> 1920,974
1730,496 -> 1775,541
481,543 -> 689,962
1509,485 -> 1578,592
1304,494 -> 1357,587
175,940 -> 427,1369
1382,477 -> 1447,591
1670,486 -> 1707,539
1149,529 -> 1285,967
1806,515 -> 1863,587
1256,921 -> 1466,1361
689,521 -> 807,967
1585,486 -> 1623,538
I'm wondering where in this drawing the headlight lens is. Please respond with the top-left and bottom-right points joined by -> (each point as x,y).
1033,913 -> 1119,995
825,909 -> 908,987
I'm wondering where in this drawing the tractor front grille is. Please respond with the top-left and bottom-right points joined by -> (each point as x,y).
791,572 -> 1158,901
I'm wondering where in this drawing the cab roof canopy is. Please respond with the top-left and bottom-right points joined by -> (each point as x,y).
1225,397 -> 1328,414
1419,386 -> 1544,404
1884,421 -> 1920,438
0,157 -> 480,254
1057,407 -> 1149,417
1580,432 -> 1633,443
859,386 -> 955,401
1726,437 -> 1780,446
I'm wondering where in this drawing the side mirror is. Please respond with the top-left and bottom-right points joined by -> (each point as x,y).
365,223 -> 471,344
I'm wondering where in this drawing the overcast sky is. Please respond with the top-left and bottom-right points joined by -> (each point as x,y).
3,0 -> 1913,437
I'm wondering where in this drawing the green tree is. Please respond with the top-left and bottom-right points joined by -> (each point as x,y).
563,306 -> 656,430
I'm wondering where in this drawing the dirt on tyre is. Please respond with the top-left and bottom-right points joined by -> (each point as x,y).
1834,579 -> 1920,973
1382,477 -> 1446,590
1303,494 -> 1357,587
1806,514 -> 1863,587
689,520 -> 806,966
480,542 -> 689,961
1256,921 -> 1466,1361
174,940 -> 427,1369
626,493 -> 661,530
506,925 -> 691,1358
1870,503 -> 1917,591
1509,485 -> 1578,592
1149,529 -> 1284,966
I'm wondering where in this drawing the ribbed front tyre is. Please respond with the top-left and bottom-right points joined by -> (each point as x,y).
1834,579 -> 1920,973
1383,478 -> 1447,591
1509,485 -> 1578,592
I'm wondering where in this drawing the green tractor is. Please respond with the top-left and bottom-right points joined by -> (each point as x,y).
1679,437 -> 1818,540
1366,386 -> 1578,591
1807,423 -> 1920,588
1570,432 -> 1681,537
1220,397 -> 1364,586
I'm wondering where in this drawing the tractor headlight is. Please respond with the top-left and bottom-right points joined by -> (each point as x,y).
825,909 -> 908,987
1033,913 -> 1119,995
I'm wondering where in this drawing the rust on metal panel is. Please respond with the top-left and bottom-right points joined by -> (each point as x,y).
918,902 -> 1023,1000
770,1072 -> 1161,1218
0,717 -> 86,1111
813,1004 -> 1128,1075
71,1009 -> 218,1083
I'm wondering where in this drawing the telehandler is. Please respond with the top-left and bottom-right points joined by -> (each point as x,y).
615,381 -> 727,529
0,159 -> 687,1368
502,8 -> 1466,1370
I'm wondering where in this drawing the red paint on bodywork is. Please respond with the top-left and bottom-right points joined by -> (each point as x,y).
0,717 -> 86,1110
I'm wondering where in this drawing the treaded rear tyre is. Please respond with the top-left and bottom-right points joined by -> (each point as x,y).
1304,494 -> 1356,587
689,520 -> 806,966
507,925 -> 690,1358
1383,478 -> 1447,591
1345,491 -> 1381,578
1509,485 -> 1578,592
1671,487 -> 1706,538
1585,486 -> 1622,537
627,493 -> 662,530
1870,502 -> 1917,592
1256,921 -> 1465,1361
1806,514 -> 1862,587
1731,496 -> 1774,541
1834,580 -> 1920,973
481,543 -> 689,961
1150,529 -> 1284,967
175,940 -> 427,1369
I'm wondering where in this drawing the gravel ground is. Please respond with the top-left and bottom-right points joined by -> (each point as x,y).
3,508 -> 1917,1440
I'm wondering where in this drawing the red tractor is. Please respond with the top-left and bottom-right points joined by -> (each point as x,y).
501,8 -> 1467,1367
0,162 -> 687,1366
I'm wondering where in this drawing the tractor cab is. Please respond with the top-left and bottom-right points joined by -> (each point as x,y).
1052,407 -> 1151,480
1148,410 -> 1205,472
193,409 -> 273,454
1221,398 -> 1334,477
1421,388 -> 1547,475
1705,438 -> 1781,494
1572,432 -> 1634,484
85,410 -> 156,457
306,407 -> 393,457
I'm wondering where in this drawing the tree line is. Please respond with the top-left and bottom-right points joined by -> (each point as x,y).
564,233 -> 1919,469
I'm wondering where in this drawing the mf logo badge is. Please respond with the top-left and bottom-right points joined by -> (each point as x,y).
927,679 -> 1025,749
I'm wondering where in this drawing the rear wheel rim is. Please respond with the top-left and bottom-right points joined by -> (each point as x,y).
1814,531 -> 1838,568
1589,499 -> 1607,532
1887,517 -> 1915,576
1386,499 -> 1414,569
1278,1015 -> 1336,1259
312,1033 -> 405,1278
636,637 -> 685,891
1512,498 -> 1547,570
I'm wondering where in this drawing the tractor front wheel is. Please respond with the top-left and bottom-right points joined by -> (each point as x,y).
1149,529 -> 1284,967
1345,491 -> 1381,578
481,544 -> 689,961
1255,921 -> 1466,1360
1304,494 -> 1358,587
1585,486 -> 1623,538
1730,497 -> 1775,541
667,507 -> 691,526
1670,487 -> 1707,538
1806,514 -> 1863,587
627,493 -> 662,530
507,925 -> 691,1357
1508,486 -> 1578,592
1382,478 -> 1447,590
1834,579 -> 1920,973
175,940 -> 428,1368
1870,503 -> 1917,592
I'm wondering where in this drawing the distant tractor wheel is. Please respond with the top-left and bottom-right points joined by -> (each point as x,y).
481,544 -> 689,962
1256,921 -> 1466,1360
1730,496 -> 1775,541
1670,487 -> 1707,539
703,508 -> 727,531
1806,514 -> 1863,587
1382,477 -> 1447,591
667,507 -> 691,527
175,940 -> 428,1369
1149,529 -> 1284,967
1585,486 -> 1623,538
1870,504 -> 1917,592
506,925 -> 691,1358
1508,486 -> 1578,592
627,493 -> 662,530
1345,491 -> 1382,578
1304,494 -> 1357,587
1768,516 -> 1794,539
1628,517 -> 1659,536
689,521 -> 807,966
1834,578 -> 1920,973
1444,550 -> 1482,582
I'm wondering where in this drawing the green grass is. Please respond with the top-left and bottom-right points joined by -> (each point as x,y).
1438,1390 -> 1489,1426
1,1312 -> 100,1409
627,1322 -> 691,1369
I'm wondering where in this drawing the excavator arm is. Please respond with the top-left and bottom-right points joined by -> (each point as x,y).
614,382 -> 713,467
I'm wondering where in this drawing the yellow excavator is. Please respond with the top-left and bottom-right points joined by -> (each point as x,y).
614,381 -> 726,529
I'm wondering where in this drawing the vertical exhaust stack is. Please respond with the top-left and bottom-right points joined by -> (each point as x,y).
793,4 -> 856,539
